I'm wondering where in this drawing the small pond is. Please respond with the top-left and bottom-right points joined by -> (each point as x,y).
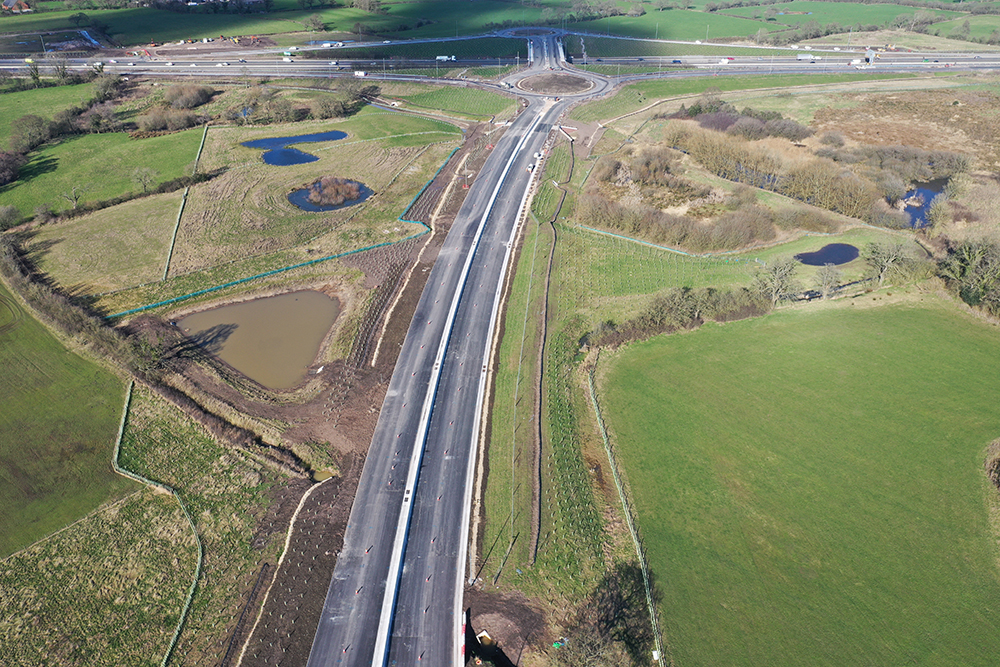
241,130 -> 347,166
794,243 -> 859,266
900,178 -> 948,228
177,290 -> 339,390
288,182 -> 373,212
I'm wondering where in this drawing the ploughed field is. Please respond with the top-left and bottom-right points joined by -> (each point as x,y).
602,296 -> 1000,666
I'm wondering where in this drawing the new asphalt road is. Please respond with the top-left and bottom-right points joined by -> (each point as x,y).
304,34 -> 602,667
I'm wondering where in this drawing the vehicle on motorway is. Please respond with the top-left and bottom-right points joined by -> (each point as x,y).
165,62 -> 173,66
797,53 -> 821,62
672,59 -> 682,64
283,57 -> 294,62
24,57 -> 34,63
383,40 -> 391,44
354,70 -> 367,77
436,55 -> 456,61
288,46 -> 299,51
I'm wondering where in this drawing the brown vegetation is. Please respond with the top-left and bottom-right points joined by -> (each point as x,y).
986,439 -> 1000,491
304,176 -> 362,206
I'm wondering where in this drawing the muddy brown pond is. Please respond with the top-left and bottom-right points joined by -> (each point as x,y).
177,290 -> 340,390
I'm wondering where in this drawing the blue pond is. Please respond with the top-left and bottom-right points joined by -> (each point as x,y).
794,243 -> 859,266
288,182 -> 373,212
241,130 -> 347,166
901,178 -> 948,228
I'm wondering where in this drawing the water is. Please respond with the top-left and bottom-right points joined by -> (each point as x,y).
901,178 -> 948,227
177,290 -> 340,390
241,130 -> 347,166
288,182 -> 373,212
794,243 -> 859,266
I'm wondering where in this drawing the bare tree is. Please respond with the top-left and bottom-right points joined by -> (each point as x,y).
863,242 -> 909,287
132,166 -> 159,193
815,263 -> 842,300
60,185 -> 87,210
753,257 -> 799,308
25,61 -> 41,88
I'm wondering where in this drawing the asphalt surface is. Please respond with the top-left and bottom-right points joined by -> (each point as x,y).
302,34 -> 593,667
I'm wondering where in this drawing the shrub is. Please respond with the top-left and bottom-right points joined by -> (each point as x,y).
0,151 -> 26,186
0,205 -> 21,230
136,109 -> 200,131
305,177 -> 362,206
163,84 -> 215,109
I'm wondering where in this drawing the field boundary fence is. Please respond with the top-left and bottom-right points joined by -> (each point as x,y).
587,356 -> 669,666
111,380 -> 203,667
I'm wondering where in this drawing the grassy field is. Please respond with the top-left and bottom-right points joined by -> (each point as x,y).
569,72 -> 916,122
802,28 -> 1000,51
380,84 -> 517,120
933,14 -> 1000,40
724,1 -> 962,26
0,280 -> 134,558
26,190 -> 182,294
0,83 -> 95,150
168,111 -> 457,277
117,384 -> 287,666
569,8 -> 775,41
1,128 -> 202,218
0,487 -> 197,666
567,35 -> 787,59
601,296 -> 1000,666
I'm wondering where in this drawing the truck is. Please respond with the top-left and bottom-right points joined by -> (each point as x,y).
797,53 -> 821,61
354,70 -> 367,77
435,55 -> 456,62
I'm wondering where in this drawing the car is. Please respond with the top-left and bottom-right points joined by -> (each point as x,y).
165,62 -> 174,66
637,57 -> 644,61
288,46 -> 299,51
595,58 -> 603,62
383,40 -> 391,44
109,59 -> 118,63
190,63 -> 197,67
672,59 -> 682,64
127,62 -> 135,66
726,57 -> 735,61
238,59 -> 247,63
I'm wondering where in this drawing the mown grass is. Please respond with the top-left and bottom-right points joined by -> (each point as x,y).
724,0 -> 962,26
118,383 -> 286,666
570,72 -> 916,122
602,296 -> 1000,667
569,8 -> 776,40
933,14 -> 1000,40
25,190 -> 182,294
0,82 -> 95,150
314,36 -> 527,62
1,128 -> 202,217
568,35 -> 787,59
0,488 -> 196,666
382,84 -> 517,120
0,280 -> 134,558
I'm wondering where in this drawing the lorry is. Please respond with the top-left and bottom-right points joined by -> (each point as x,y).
354,70 -> 367,77
435,55 -> 456,61
797,53 -> 821,61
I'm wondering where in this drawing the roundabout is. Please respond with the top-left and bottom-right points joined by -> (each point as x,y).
516,72 -> 594,95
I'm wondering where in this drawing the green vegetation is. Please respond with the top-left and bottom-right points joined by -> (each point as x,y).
725,1 -> 961,26
311,36 -> 527,61
570,8 -> 774,40
603,297 -> 1000,666
0,280 -> 133,558
567,35 -> 786,59
2,129 -> 202,218
0,488 -> 196,666
571,73 -> 915,123
382,84 -> 517,120
0,83 -> 95,149
25,190 -> 182,294
118,384 -> 286,665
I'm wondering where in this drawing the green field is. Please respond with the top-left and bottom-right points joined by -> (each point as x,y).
570,8 -> 774,41
382,84 -> 517,119
602,297 -> 1000,666
0,281 -> 134,558
570,72 -> 915,122
567,35 -> 787,59
1,128 -> 202,218
724,1 -> 962,26
26,190 -> 182,294
0,83 -> 95,150
313,36 -> 527,62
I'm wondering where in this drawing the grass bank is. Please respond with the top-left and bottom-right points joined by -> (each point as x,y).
602,295 -> 1000,666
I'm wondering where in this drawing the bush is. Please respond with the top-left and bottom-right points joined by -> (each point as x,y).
0,205 -> 21,230
163,84 -> 215,109
0,151 -> 26,186
304,177 -> 362,206
9,115 -> 52,153
311,97 -> 346,119
136,109 -> 201,131
591,156 -> 620,183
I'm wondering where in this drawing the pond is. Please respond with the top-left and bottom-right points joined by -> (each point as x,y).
900,178 -> 948,228
241,130 -> 347,166
288,182 -> 373,212
794,243 -> 859,266
177,290 -> 340,390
